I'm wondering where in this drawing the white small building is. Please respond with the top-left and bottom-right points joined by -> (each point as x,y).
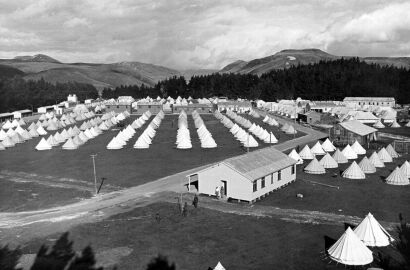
187,147 -> 297,203
343,97 -> 395,108
67,94 -> 78,103
13,109 -> 32,119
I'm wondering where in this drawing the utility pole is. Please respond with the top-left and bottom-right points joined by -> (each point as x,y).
91,154 -> 98,195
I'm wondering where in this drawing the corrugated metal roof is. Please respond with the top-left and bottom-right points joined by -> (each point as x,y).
343,97 -> 395,102
222,147 -> 297,181
339,120 -> 377,136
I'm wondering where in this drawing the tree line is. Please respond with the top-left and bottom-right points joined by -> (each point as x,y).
0,77 -> 98,113
102,58 -> 410,104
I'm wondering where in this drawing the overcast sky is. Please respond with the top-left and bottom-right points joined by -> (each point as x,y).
0,0 -> 409,69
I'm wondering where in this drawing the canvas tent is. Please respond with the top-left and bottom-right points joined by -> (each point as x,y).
385,167 -> 409,186
400,161 -> 410,178
321,138 -> 336,152
299,145 -> 314,160
378,148 -> 393,163
358,157 -> 376,174
214,262 -> 226,270
319,153 -> 338,169
332,149 -> 348,164
351,140 -> 366,155
354,213 -> 394,247
311,141 -> 325,155
342,144 -> 358,159
385,144 -> 399,158
304,158 -> 325,174
342,161 -> 365,179
369,151 -> 385,168
288,149 -> 303,164
327,227 -> 373,266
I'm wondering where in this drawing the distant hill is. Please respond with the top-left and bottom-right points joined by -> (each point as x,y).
0,64 -> 25,79
181,69 -> 219,80
0,55 -> 182,90
220,49 -> 410,75
13,54 -> 61,63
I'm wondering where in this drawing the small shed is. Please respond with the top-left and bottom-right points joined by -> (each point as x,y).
172,104 -> 213,114
13,109 -> 32,119
331,120 -> 378,146
217,101 -> 252,113
298,111 -> 322,124
187,147 -> 297,203
105,102 -> 132,114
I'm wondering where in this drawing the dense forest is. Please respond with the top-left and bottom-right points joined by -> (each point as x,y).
0,77 -> 98,113
103,58 -> 410,104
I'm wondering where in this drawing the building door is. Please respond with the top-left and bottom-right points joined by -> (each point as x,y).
221,180 -> 227,196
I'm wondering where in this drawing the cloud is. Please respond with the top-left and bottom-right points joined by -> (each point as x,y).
0,0 -> 409,68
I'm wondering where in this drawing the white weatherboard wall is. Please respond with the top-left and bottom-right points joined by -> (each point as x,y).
197,163 -> 296,202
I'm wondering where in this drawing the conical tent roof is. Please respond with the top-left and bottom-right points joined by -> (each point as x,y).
319,153 -> 338,169
285,125 -> 297,134
288,149 -> 303,164
385,144 -> 399,158
406,121 -> 410,127
342,144 -> 358,159
378,148 -> 393,163
299,145 -> 314,160
214,262 -> 226,270
311,141 -> 325,155
321,138 -> 336,152
327,227 -> 373,266
36,125 -> 47,136
390,120 -> 400,128
106,137 -> 123,150
351,140 -> 366,155
373,120 -> 385,128
358,156 -> 376,174
35,138 -> 52,150
332,148 -> 348,164
400,160 -> 410,178
342,161 -> 365,179
354,213 -> 394,247
62,138 -> 78,150
386,167 -> 409,186
304,158 -> 326,174
2,136 -> 15,147
369,151 -> 385,168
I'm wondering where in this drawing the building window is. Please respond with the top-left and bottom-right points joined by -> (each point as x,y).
291,165 -> 295,175
278,170 -> 282,181
253,181 -> 257,192
270,173 -> 273,184
261,178 -> 265,188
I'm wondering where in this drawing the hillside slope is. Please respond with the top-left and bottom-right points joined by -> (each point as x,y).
220,49 -> 410,75
0,55 -> 181,90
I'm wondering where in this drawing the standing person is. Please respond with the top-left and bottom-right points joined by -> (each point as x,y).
215,186 -> 220,199
192,194 -> 199,208
220,185 -> 225,199
182,202 -> 188,217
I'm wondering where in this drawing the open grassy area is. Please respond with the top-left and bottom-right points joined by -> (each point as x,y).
0,114 -> 296,189
258,153 -> 410,223
377,126 -> 410,137
0,180 -> 90,212
21,201 -> 394,270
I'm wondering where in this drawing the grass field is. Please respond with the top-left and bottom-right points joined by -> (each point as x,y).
21,201 -> 398,270
0,114 -> 297,189
0,113 -> 298,211
0,180 -> 90,212
376,126 -> 410,137
258,153 -> 410,223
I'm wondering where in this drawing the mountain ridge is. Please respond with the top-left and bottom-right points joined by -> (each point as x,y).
220,49 -> 410,75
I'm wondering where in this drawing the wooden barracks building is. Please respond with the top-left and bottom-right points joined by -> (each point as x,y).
187,147 -> 297,203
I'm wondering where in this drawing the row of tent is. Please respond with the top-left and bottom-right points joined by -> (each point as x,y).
106,111 -> 151,149
35,111 -> 126,151
214,111 -> 259,148
176,110 -> 193,149
288,139 -> 409,184
134,111 -> 164,149
327,213 -> 394,266
372,119 -> 410,128
0,111 -> 105,150
226,111 -> 280,143
262,115 -> 279,127
192,110 -> 217,148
